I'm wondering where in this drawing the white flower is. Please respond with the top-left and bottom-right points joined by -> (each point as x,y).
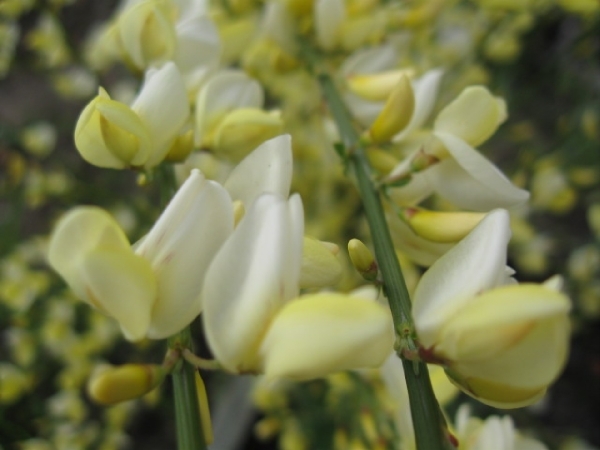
412,209 -> 571,408
48,170 -> 233,340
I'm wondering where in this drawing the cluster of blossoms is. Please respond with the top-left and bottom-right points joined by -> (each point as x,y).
3,0 -> 600,448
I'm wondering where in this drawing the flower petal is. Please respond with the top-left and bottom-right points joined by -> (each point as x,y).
412,209 -> 511,348
434,86 -> 507,147
437,284 -> 571,361
202,193 -> 303,373
81,248 -> 156,341
144,180 -> 234,339
195,70 -> 264,145
260,293 -> 394,380
393,69 -> 444,142
131,62 -> 190,167
314,0 -> 345,51
48,206 -> 131,301
224,134 -> 293,207
430,131 -> 530,211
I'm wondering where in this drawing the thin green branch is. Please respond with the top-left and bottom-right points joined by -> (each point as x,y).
301,45 -> 452,450
168,327 -> 207,450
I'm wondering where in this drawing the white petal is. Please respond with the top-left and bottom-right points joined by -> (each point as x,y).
202,193 -> 303,372
131,62 -> 190,166
412,209 -> 511,348
393,69 -> 444,142
430,131 -> 530,211
388,169 -> 435,207
173,15 -> 220,93
135,169 -> 207,261
260,293 -> 394,380
314,0 -> 345,51
341,44 -> 398,77
224,134 -> 293,207
144,180 -> 234,339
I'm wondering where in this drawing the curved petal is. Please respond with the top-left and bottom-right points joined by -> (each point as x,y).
300,237 -> 342,288
195,70 -> 264,145
135,169 -> 208,261
412,209 -> 511,348
393,69 -> 444,142
48,206 -> 131,300
173,14 -> 220,93
314,0 -> 345,51
75,90 -> 153,168
437,284 -> 571,361
387,212 -> 453,267
341,44 -> 398,77
131,62 -> 190,167
451,313 -> 570,390
202,193 -> 303,373
224,134 -> 293,207
430,132 -> 530,211
434,86 -> 507,147
387,169 -> 435,207
81,248 -> 156,341
145,180 -> 234,339
260,293 -> 394,380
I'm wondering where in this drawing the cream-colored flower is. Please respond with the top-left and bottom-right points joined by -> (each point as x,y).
48,169 -> 233,340
413,209 -> 571,408
389,86 -> 529,211
202,193 -> 393,379
74,62 -> 189,169
455,405 -> 548,450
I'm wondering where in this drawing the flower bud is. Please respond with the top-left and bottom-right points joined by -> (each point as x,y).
88,364 -> 165,405
74,87 -> 152,169
348,238 -> 378,281
300,237 -> 342,288
347,69 -> 415,102
368,73 -> 415,144
164,129 -> 194,163
403,208 -> 486,243
116,0 -> 177,70
212,109 -> 284,162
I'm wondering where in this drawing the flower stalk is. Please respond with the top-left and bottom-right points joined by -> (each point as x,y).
168,327 -> 207,450
303,45 -> 453,450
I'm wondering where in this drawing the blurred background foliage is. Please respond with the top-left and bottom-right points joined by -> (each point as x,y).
1,0 -> 600,449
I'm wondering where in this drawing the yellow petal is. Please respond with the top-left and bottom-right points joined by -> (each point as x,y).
48,206 -> 131,300
368,73 -> 415,144
260,293 -> 394,380
74,88 -> 152,168
405,209 -> 486,244
347,69 -> 415,102
445,369 -> 547,409
212,108 -> 284,162
81,248 -> 157,341
88,364 -> 165,405
434,86 -> 507,147
300,237 -> 342,288
437,284 -> 571,361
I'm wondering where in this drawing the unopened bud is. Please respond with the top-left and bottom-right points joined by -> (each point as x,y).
368,74 -> 415,144
164,129 -> 194,162
404,208 -> 485,243
301,237 -> 342,288
88,364 -> 165,405
347,69 -> 414,102
348,238 -> 378,281
212,108 -> 283,162
367,148 -> 399,175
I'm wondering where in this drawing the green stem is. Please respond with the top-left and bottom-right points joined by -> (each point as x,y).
168,327 -> 207,450
305,50 -> 451,450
